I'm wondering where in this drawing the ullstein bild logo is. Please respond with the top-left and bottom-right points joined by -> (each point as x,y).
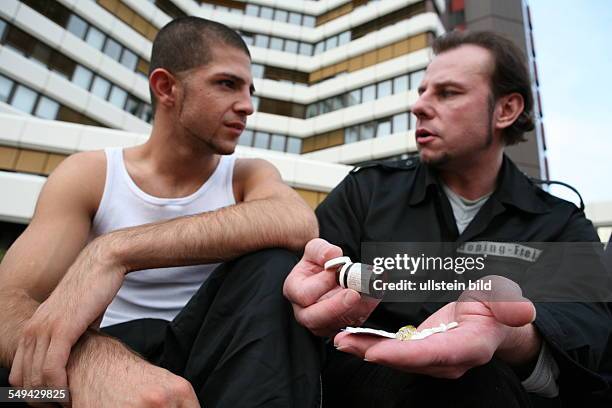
456,242 -> 542,262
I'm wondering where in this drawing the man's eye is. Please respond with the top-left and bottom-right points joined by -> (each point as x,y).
220,80 -> 235,88
440,90 -> 457,98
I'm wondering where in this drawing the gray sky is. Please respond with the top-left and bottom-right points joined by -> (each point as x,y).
528,0 -> 612,205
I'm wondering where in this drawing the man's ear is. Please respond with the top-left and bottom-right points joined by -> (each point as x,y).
494,93 -> 524,131
149,68 -> 179,109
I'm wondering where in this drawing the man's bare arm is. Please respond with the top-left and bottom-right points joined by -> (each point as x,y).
0,151 -> 103,368
99,158 -> 318,273
10,156 -> 317,392
2,152 -> 199,405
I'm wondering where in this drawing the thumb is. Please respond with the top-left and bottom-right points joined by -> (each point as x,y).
459,275 -> 536,327
304,238 -> 343,266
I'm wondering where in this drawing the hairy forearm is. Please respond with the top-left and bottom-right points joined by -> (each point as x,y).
0,289 -> 128,375
103,196 -> 318,273
66,329 -> 140,392
0,288 -> 38,368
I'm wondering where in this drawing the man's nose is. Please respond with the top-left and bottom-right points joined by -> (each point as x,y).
235,92 -> 254,116
411,92 -> 432,120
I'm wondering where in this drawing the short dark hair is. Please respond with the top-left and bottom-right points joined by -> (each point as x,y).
432,30 -> 535,145
148,16 -> 251,111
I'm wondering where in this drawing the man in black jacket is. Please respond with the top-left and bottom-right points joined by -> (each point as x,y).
284,30 -> 611,407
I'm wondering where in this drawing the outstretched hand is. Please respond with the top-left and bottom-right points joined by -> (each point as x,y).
333,275 -> 541,378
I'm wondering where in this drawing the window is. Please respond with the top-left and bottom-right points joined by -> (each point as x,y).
302,15 -> 316,27
11,85 -> 37,114
85,26 -> 105,50
139,104 -> 153,123
270,134 -> 285,151
254,34 -> 269,48
288,12 -> 301,25
253,132 -> 269,149
347,89 -> 361,106
241,32 -> 254,45
66,14 -> 87,39
362,84 -> 376,102
0,75 -> 14,103
30,43 -> 52,66
410,70 -> 425,89
91,76 -> 111,100
325,36 -> 338,50
360,122 -> 375,139
331,95 -> 344,110
377,120 -> 391,137
260,7 -> 273,19
48,51 -> 74,79
338,31 -> 350,46
35,96 -> 60,120
245,4 -> 259,16
72,65 -> 93,90
377,80 -> 392,98
270,37 -> 283,51
314,41 -> 324,55
274,10 -> 288,22
251,64 -> 264,78
323,99 -> 334,114
284,40 -> 298,53
109,86 -> 128,109
5,26 -> 34,55
239,129 -> 253,146
0,19 -> 7,40
103,38 -> 122,60
286,137 -> 301,153
125,96 -> 140,116
392,112 -> 409,133
305,104 -> 318,118
393,74 -> 409,94
120,49 -> 138,70
344,126 -> 359,143
299,42 -> 313,56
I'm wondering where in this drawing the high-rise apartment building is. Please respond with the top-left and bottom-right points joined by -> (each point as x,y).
1,0 -> 596,255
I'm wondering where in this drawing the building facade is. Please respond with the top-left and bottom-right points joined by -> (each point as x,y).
0,0 -> 608,256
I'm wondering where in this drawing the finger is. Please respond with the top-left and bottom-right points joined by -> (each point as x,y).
490,301 -> 536,327
21,336 -> 35,389
460,276 -> 535,327
31,336 -> 51,387
8,340 -> 25,387
333,332 -> 390,359
284,265 -> 340,307
362,332 -> 461,369
304,238 -> 343,267
295,289 -> 375,332
42,337 -> 70,388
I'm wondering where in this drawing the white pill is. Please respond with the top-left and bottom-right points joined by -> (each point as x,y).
324,256 -> 352,270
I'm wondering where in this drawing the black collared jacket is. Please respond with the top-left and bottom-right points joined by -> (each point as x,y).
316,155 -> 611,397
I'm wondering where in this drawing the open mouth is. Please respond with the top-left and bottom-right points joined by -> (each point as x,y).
415,128 -> 437,143
225,122 -> 245,132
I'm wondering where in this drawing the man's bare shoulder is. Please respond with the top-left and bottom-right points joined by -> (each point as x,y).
232,158 -> 282,202
233,157 -> 277,176
41,150 -> 107,216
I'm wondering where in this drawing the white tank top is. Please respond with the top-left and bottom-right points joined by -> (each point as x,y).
92,148 -> 236,327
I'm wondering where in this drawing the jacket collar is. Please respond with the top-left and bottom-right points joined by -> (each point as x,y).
408,155 -> 550,214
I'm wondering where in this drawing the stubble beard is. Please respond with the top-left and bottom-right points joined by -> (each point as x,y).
420,95 -> 495,169
177,84 -> 236,155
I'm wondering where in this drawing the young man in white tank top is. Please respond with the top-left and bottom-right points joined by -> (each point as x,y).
0,18 -> 320,407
